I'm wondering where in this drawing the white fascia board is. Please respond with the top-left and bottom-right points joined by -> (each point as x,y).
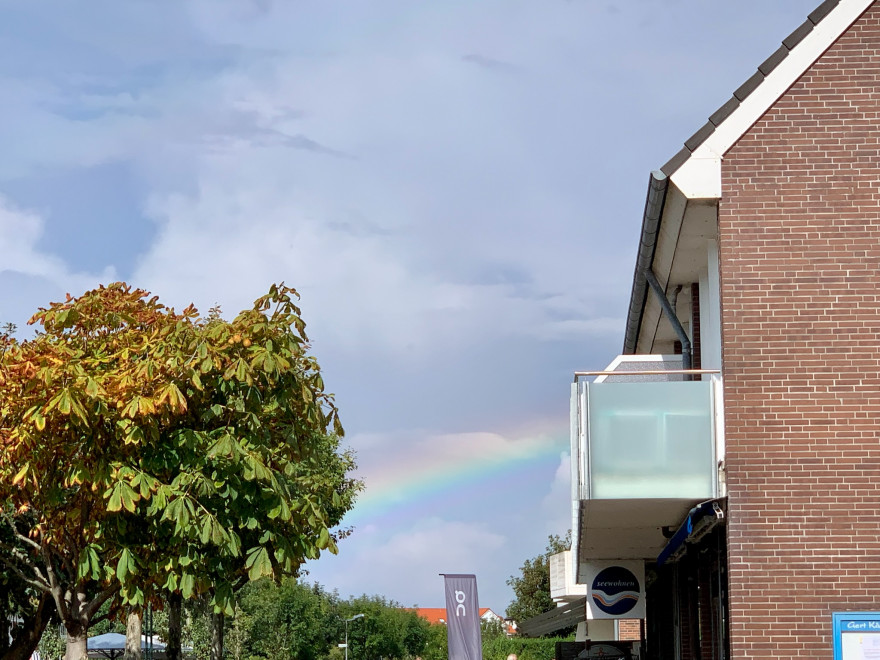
671,0 -> 874,200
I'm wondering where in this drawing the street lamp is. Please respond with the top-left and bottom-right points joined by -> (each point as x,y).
344,614 -> 365,660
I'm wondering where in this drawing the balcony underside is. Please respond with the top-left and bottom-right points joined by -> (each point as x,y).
575,497 -> 702,575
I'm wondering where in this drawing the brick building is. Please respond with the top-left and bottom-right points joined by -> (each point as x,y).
560,0 -> 880,658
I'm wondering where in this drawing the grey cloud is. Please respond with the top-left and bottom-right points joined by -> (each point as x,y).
472,264 -> 533,286
462,54 -> 521,74
282,133 -> 354,159
326,212 -> 394,238
202,126 -> 354,159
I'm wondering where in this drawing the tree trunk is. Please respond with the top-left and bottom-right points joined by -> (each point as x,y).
64,631 -> 88,660
124,610 -> 142,660
165,593 -> 183,660
1,593 -> 55,660
210,612 -> 224,660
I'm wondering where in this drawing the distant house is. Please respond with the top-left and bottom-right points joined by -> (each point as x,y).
411,608 -> 515,635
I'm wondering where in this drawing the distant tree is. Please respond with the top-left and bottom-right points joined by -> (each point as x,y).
481,617 -> 507,639
37,625 -> 66,660
420,622 -> 448,660
238,579 -> 340,660
344,595 -> 429,660
482,635 -> 570,660
505,532 -> 571,626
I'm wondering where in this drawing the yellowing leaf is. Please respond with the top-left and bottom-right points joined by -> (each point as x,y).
12,463 -> 29,485
32,412 -> 46,431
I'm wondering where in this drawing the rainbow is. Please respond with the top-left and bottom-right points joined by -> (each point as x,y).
343,430 -> 568,527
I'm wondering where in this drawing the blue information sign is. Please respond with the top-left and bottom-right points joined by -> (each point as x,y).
833,612 -> 880,660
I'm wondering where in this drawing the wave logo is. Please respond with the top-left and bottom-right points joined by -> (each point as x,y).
590,566 -> 640,616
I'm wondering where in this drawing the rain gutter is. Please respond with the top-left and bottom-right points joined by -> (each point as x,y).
623,171 -> 668,355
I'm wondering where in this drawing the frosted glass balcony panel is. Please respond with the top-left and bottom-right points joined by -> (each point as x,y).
585,381 -> 716,500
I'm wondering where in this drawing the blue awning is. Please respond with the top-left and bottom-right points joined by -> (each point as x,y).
656,500 -> 724,566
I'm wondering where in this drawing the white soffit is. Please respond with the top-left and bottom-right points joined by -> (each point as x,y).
671,0 -> 874,200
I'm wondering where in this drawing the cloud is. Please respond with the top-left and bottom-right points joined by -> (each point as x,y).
306,518 -> 508,608
0,0 -> 828,620
541,452 -> 574,538
0,196 -> 112,329
462,54 -> 521,74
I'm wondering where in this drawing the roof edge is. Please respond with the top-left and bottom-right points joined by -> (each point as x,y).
661,0 -> 862,177
623,171 -> 668,355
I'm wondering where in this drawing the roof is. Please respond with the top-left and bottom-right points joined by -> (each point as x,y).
515,597 -> 588,638
661,0 -> 851,177
412,607 -> 497,625
624,0 -> 876,354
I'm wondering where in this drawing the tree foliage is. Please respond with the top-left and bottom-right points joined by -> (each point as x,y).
168,580 -> 437,660
505,532 -> 571,625
343,595 -> 430,660
482,635 -> 571,660
239,579 -> 340,660
0,283 -> 360,659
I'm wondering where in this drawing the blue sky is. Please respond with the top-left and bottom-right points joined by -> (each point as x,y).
0,0 -> 819,614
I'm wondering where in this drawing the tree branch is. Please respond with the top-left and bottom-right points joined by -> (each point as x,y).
5,543 -> 51,587
0,553 -> 49,593
82,583 -> 119,620
41,544 -> 70,623
0,510 -> 41,553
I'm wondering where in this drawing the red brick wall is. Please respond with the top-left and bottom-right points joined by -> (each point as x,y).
617,619 -> 641,641
719,4 -> 880,658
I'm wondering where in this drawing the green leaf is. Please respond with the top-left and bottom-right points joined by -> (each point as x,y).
107,481 -> 139,513
317,527 -> 331,550
107,483 -> 123,512
57,389 -> 72,415
85,377 -> 99,398
163,573 -> 179,592
245,546 -> 272,581
116,548 -> 135,583
211,519 -> 226,546
78,545 -> 101,581
235,358 -> 248,381
180,573 -> 195,599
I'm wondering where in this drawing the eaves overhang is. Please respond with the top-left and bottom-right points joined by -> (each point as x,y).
622,0 -> 874,354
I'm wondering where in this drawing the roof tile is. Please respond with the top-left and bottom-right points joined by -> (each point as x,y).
683,122 -> 715,152
783,20 -> 814,50
809,0 -> 840,25
758,45 -> 788,75
733,70 -> 765,101
709,96 -> 741,127
660,147 -> 691,176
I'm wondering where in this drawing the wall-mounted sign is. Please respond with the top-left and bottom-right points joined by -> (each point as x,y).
580,560 -> 646,620
833,612 -> 880,660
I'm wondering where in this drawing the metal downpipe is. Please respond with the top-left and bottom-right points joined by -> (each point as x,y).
644,269 -> 692,371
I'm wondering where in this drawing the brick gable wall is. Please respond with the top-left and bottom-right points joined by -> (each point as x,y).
719,3 -> 880,657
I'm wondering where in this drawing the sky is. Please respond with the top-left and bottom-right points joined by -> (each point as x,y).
0,0 -> 821,615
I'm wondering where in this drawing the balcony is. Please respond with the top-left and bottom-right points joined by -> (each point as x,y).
570,356 -> 723,572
